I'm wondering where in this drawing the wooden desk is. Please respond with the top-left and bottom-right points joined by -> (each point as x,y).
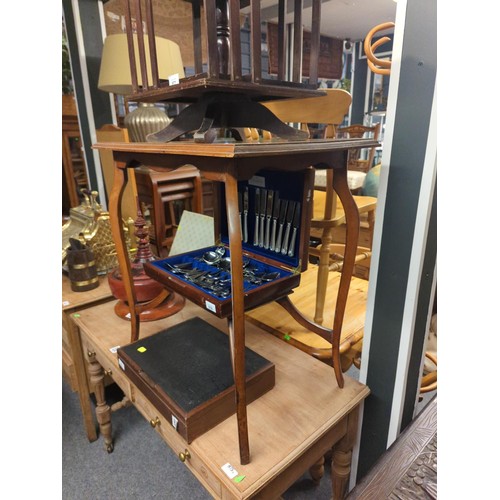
62,273 -> 115,441
93,138 -> 378,464
72,299 -> 369,499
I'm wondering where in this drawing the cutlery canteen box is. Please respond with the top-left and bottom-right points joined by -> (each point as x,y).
116,317 -> 275,443
143,167 -> 314,318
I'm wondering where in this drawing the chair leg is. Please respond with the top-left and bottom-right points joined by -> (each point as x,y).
314,228 -> 334,324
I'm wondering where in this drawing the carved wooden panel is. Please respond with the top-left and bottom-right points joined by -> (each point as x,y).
348,398 -> 437,500
388,433 -> 437,499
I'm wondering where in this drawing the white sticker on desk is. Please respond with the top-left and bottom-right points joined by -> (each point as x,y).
205,300 -> 216,313
171,415 -> 178,430
118,358 -> 125,371
221,463 -> 238,479
109,345 -> 120,354
62,300 -> 70,307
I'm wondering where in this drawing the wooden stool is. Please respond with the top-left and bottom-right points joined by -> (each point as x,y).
135,166 -> 203,258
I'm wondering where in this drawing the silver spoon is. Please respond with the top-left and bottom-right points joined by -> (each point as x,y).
202,246 -> 226,265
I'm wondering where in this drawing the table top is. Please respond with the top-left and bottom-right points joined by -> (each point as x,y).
72,299 -> 369,498
313,191 -> 377,223
62,273 -> 113,312
93,138 -> 380,159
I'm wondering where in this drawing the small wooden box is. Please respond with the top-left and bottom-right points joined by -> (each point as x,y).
144,168 -> 314,318
116,317 -> 275,443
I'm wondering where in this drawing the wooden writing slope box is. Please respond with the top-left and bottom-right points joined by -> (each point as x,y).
117,317 -> 275,443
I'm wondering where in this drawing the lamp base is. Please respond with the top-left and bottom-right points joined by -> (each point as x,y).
113,292 -> 185,322
125,102 -> 172,142
108,266 -> 185,321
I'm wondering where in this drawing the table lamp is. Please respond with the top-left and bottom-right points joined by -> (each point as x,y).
98,33 -> 185,142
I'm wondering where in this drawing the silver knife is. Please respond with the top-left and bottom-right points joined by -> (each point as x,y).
259,188 -> 267,247
238,191 -> 243,240
264,190 -> 274,249
243,187 -> 249,243
281,201 -> 296,255
275,199 -> 288,253
287,202 -> 301,257
269,192 -> 280,251
253,188 -> 260,246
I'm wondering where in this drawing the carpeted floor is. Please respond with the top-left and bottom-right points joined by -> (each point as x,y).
62,358 -> 435,500
62,378 -> 337,499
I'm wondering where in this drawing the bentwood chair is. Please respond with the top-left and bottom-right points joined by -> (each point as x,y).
336,123 -> 381,194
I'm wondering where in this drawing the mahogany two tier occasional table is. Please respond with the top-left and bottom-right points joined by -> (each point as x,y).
93,137 -> 377,465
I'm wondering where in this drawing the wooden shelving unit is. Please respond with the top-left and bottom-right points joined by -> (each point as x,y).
62,94 -> 90,215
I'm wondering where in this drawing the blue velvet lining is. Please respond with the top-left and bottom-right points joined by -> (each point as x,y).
150,245 -> 293,300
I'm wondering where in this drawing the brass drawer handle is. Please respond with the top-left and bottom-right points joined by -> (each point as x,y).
150,417 -> 161,428
178,449 -> 191,463
87,350 -> 96,357
104,369 -> 112,376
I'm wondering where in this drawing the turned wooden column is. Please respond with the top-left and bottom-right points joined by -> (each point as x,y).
309,454 -> 325,483
331,408 -> 361,499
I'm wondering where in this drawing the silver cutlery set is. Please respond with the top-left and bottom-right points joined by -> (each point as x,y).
238,186 -> 301,258
161,246 -> 283,299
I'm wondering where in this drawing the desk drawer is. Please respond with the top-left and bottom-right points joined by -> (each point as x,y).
82,337 -> 132,400
133,389 -> 223,499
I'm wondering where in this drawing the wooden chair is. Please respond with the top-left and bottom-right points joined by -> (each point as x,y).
263,90 -> 377,323
336,123 -> 381,194
244,90 -> 378,370
134,166 -> 203,258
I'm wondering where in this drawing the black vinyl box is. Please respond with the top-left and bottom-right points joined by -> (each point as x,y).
117,317 -> 275,443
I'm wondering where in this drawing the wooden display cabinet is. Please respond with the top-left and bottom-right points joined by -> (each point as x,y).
63,94 -> 90,215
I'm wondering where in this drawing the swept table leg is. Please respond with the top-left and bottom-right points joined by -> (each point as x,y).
275,295 -> 332,340
108,162 -> 140,343
225,172 -> 250,465
330,161 -> 360,388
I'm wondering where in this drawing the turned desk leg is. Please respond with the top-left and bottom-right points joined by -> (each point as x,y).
66,315 -> 97,442
87,353 -> 114,453
331,408 -> 360,499
309,454 -> 325,483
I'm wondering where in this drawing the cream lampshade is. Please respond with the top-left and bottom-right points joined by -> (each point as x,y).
98,34 -> 185,142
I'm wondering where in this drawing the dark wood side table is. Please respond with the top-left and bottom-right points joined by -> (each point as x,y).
93,137 -> 378,465
62,273 -> 115,441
